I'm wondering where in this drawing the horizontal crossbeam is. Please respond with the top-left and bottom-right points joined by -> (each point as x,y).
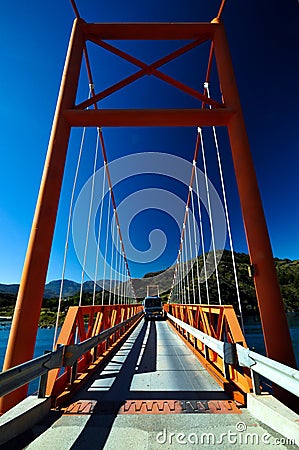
82,22 -> 217,40
64,108 -> 235,127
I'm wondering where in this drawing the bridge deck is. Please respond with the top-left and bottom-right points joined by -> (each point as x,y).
23,320 -> 294,449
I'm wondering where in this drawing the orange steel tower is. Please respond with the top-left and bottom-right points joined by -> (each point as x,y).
0,12 -> 296,413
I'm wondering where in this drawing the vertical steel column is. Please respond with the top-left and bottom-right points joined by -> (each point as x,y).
0,19 -> 84,414
212,19 -> 297,370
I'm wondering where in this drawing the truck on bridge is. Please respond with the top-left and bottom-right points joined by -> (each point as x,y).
142,285 -> 166,321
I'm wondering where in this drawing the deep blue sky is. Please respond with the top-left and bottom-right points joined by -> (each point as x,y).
0,0 -> 298,284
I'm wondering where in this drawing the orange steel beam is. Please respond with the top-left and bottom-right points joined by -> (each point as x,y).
70,0 -> 80,19
64,108 -> 235,127
217,0 -> 228,20
83,22 -> 217,40
0,19 -> 84,414
213,19 -> 297,366
212,20 -> 297,386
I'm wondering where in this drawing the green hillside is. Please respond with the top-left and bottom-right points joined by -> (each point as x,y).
166,251 -> 299,314
1,252 -> 299,326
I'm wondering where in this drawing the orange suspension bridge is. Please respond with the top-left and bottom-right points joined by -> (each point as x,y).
0,1 -> 298,448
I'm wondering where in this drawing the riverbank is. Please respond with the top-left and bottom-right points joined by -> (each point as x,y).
0,306 -> 66,328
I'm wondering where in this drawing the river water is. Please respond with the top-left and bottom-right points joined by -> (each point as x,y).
242,313 -> 299,367
1,313 -> 299,393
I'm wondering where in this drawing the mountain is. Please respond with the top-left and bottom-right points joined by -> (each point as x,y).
0,279 -> 103,299
1,252 -> 299,313
0,284 -> 19,295
132,267 -> 175,299
43,280 -> 81,298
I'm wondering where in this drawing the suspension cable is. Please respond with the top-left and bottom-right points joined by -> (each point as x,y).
178,261 -> 183,303
168,130 -> 201,303
115,226 -> 121,303
121,257 -> 126,303
190,186 -> 202,303
108,210 -> 116,305
194,160 -> 210,304
119,246 -> 123,304
111,222 -> 118,305
180,245 -> 187,304
98,130 -> 136,302
79,129 -> 100,306
101,191 -> 112,305
170,254 -> 179,303
171,259 -> 179,303
205,82 -> 245,331
176,262 -> 181,303
169,128 -> 217,306
181,252 -> 186,304
52,87 -> 91,349
187,206 -> 196,302
74,29 -> 136,303
174,259 -> 179,303
183,222 -> 191,303
199,127 -> 222,305
175,252 -> 179,303
92,165 -> 107,306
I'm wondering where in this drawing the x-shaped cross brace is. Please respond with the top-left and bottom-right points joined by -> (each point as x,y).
76,36 -> 223,110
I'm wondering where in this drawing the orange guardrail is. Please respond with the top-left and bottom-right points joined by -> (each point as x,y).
46,304 -> 142,405
164,303 -> 252,404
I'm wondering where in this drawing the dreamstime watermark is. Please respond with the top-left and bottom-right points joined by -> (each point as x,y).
156,422 -> 296,446
72,152 -> 227,296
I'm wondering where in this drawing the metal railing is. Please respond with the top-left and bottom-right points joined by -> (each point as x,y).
0,311 -> 142,400
236,344 -> 299,397
0,347 -> 64,399
1,310 -> 297,405
167,312 -> 299,398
